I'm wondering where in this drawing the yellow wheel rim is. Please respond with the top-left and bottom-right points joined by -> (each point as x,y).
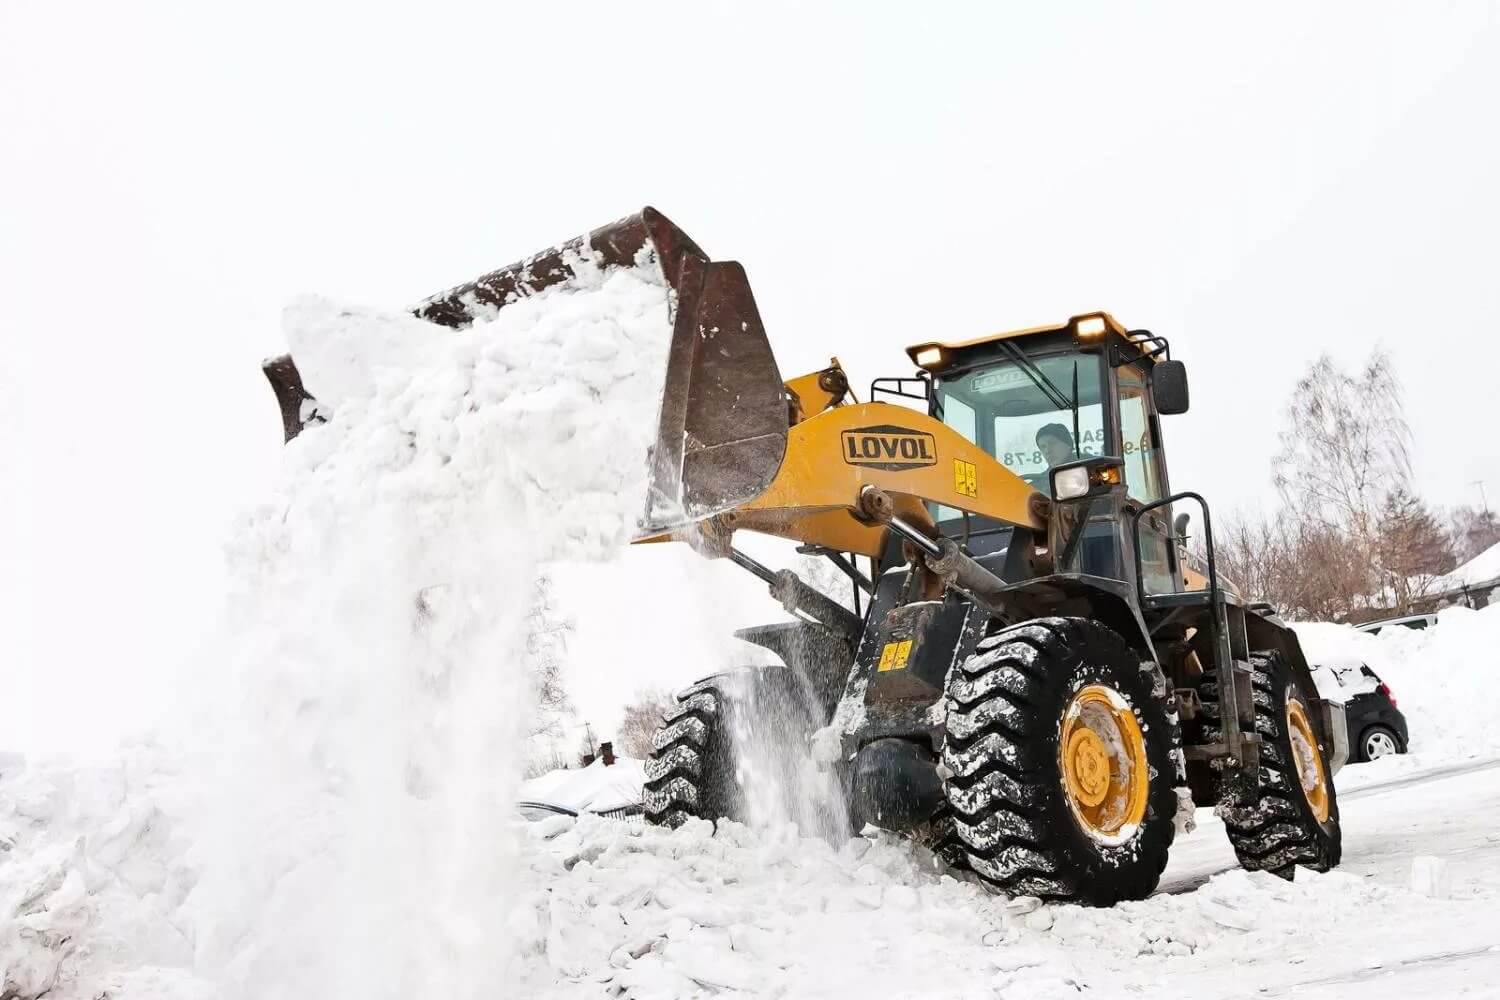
1286,697 -> 1331,823
1059,684 -> 1150,845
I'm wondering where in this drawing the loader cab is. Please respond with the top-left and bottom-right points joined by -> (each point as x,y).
910,313 -> 1186,596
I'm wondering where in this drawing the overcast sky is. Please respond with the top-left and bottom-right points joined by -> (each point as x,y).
4,2 -> 1498,748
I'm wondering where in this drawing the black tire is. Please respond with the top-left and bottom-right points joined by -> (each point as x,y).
1202,651 -> 1341,877
643,666 -> 824,829
918,801 -> 970,872
1358,723 -> 1403,762
941,617 -> 1178,905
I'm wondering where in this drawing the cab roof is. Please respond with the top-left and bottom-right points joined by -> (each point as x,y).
905,312 -> 1161,370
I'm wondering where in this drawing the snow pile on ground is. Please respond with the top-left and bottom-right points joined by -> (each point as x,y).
1,251 -> 677,999
1296,604 -> 1500,762
521,758 -> 648,815
502,810 -> 1498,999
0,748 -> 210,999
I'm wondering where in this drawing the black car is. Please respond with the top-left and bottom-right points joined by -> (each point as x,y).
1337,664 -> 1409,761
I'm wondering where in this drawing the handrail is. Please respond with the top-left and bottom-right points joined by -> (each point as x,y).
1129,491 -> 1237,758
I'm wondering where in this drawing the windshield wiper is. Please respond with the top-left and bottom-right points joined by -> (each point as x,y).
997,342 -> 1073,413
1071,360 -> 1081,458
997,342 -> 1083,460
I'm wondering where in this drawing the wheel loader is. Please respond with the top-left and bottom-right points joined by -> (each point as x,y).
263,208 -> 1346,906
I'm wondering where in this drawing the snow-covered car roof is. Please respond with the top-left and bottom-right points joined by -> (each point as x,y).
1355,613 -> 1437,632
517,756 -> 646,815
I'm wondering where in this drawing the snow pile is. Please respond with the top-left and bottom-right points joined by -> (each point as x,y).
1,255 -> 677,999
501,811 -> 1495,998
0,749 -> 210,999
520,757 -> 647,815
509,817 -> 1012,997
1296,604 -> 1500,761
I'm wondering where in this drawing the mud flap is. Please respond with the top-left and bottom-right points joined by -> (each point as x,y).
1319,699 -> 1350,775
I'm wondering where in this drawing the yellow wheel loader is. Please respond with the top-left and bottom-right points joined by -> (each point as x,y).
264,208 -> 1346,906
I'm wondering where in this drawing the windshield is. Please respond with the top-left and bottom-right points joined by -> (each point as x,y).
935,352 -> 1105,489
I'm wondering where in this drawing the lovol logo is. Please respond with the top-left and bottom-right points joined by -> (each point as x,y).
841,425 -> 938,471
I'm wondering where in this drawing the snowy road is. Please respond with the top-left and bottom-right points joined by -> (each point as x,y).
1162,756 -> 1500,894
1145,757 -> 1500,998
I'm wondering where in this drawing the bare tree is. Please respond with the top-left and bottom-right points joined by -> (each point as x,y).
523,745 -> 569,779
1220,511 -> 1373,621
1449,504 -> 1500,565
1217,512 -> 1293,611
576,721 -> 597,765
1284,521 -> 1377,621
616,687 -> 678,759
1273,351 -> 1412,543
1212,350 -> 1432,620
526,574 -> 573,740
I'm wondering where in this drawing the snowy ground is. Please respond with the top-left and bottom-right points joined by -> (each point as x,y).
500,755 -> 1500,999
9,609 -> 1500,998
6,749 -> 1498,998
8,563 -> 1500,997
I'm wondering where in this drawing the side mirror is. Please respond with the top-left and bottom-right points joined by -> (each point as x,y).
1173,511 -> 1190,541
1153,360 -> 1190,415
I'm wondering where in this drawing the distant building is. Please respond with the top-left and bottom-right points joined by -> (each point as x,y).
1428,542 -> 1500,610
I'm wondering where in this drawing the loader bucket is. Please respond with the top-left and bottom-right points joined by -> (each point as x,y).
262,207 -> 789,538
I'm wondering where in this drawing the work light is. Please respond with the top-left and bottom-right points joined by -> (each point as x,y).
1050,456 -> 1126,502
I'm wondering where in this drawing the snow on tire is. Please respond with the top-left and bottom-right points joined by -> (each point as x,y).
919,801 -> 970,872
643,666 -> 826,831
941,617 -> 1178,906
1202,651 -> 1342,878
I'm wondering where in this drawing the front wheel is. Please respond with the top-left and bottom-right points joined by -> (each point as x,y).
942,617 -> 1179,906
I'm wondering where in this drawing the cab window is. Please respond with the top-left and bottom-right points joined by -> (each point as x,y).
1117,366 -> 1164,504
935,351 -> 1104,489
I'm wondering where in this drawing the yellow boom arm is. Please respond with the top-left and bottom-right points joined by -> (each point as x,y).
645,397 -> 1046,558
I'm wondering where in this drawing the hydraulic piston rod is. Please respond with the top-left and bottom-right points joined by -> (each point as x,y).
859,487 -> 1018,622
728,548 -> 864,642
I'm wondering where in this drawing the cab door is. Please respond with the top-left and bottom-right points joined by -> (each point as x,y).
1115,362 -> 1178,594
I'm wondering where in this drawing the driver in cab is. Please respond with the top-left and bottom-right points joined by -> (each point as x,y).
1022,423 -> 1077,487
1036,422 -> 1076,469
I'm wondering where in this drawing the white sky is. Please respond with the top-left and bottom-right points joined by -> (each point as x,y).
4,1 -> 1498,749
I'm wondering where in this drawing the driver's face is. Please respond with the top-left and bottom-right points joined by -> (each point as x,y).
1040,436 -> 1074,468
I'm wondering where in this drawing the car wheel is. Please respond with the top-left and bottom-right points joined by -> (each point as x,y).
1360,725 -> 1401,761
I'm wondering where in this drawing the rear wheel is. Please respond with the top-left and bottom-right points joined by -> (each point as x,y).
942,617 -> 1178,905
643,666 -> 825,829
1202,651 -> 1342,877
643,685 -> 733,828
1359,724 -> 1401,761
